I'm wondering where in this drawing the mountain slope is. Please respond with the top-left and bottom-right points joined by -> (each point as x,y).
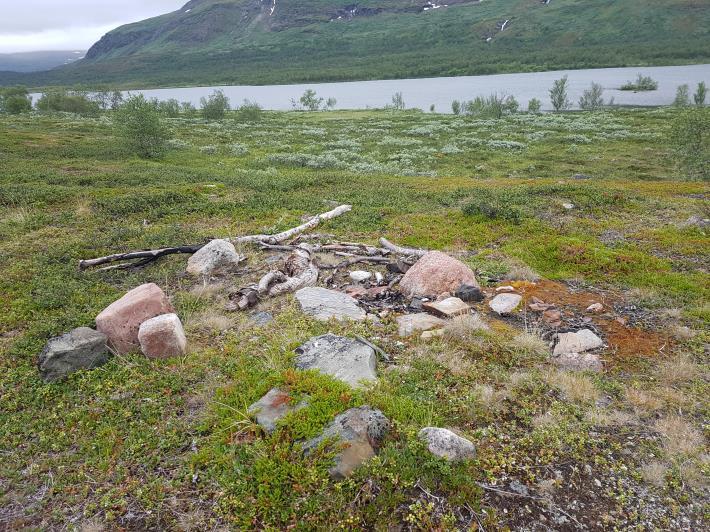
0,51 -> 86,73
3,0 -> 709,87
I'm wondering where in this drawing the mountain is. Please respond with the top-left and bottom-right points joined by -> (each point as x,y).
2,0 -> 708,88
0,50 -> 85,73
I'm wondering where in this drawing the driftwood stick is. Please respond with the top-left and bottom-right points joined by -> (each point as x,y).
320,255 -> 391,270
80,205 -> 352,270
232,205 -> 352,245
379,237 -> 428,257
79,245 -> 204,270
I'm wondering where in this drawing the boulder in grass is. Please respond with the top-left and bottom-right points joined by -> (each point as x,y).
96,283 -> 174,354
399,251 -> 478,299
302,406 -> 390,479
419,427 -> 476,462
138,313 -> 187,359
38,327 -> 110,383
186,239 -> 242,278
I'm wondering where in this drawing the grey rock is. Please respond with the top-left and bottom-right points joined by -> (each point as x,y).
572,173 -> 592,180
302,406 -> 390,478
295,287 -> 366,322
488,293 -> 523,314
553,352 -> 603,372
553,329 -> 604,356
251,311 -> 274,327
418,427 -> 476,462
456,284 -> 485,303
396,313 -> 445,337
248,387 -> 308,433
186,239 -> 242,278
295,334 -> 377,388
38,327 -> 111,383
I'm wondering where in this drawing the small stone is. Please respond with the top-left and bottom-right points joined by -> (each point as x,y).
295,287 -> 366,322
397,313 -> 445,337
543,309 -> 562,326
186,239 -> 242,278
529,302 -> 554,312
251,311 -> 274,326
350,270 -> 372,283
302,406 -> 390,478
96,283 -> 174,354
374,272 -> 384,283
421,329 -> 445,340
400,251 -> 478,299
496,286 -> 515,292
418,427 -> 476,462
422,297 -> 470,318
137,313 -> 187,358
455,284 -> 485,303
553,329 -> 604,356
562,203 -> 575,210
572,173 -> 592,180
38,327 -> 110,383
488,293 -> 523,314
295,333 -> 377,388
586,303 -> 604,313
248,388 -> 308,433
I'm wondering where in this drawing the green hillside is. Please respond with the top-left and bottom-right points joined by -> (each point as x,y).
2,0 -> 709,87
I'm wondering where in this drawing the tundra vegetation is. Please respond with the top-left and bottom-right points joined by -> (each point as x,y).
621,74 -> 659,92
0,93 -> 708,530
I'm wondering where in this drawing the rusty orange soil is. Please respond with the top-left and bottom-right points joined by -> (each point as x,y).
514,280 -> 671,360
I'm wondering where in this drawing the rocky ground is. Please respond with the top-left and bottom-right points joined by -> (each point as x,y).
0,108 -> 707,530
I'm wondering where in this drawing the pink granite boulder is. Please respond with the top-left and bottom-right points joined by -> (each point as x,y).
95,283 -> 174,354
138,313 -> 187,359
399,251 -> 479,299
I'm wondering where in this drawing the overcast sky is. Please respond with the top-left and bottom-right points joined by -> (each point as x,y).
0,1 -> 186,53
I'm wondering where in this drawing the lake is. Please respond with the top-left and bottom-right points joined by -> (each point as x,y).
131,64 -> 709,112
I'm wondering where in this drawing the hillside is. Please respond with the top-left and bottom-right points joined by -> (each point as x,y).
1,0 -> 709,88
0,51 -> 85,73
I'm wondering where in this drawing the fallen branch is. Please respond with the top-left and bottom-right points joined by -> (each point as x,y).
79,205 -> 352,270
232,205 -> 352,245
79,245 -> 204,270
379,237 -> 428,257
320,255 -> 391,270
258,245 -> 318,297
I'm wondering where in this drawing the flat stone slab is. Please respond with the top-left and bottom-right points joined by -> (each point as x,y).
38,327 -> 110,383
422,297 -> 470,318
489,293 -> 523,314
553,352 -> 603,372
553,329 -> 604,356
396,313 -> 446,337
302,406 -> 390,479
295,287 -> 367,322
419,427 -> 476,462
295,334 -> 376,388
248,387 -> 308,433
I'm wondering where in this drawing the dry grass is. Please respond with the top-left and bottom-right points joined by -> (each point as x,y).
443,313 -> 489,340
186,308 -> 234,333
625,387 -> 664,415
640,461 -> 668,487
510,331 -> 549,358
654,415 -> 704,457
532,410 -> 563,428
473,383 -> 508,413
503,262 -> 540,282
657,353 -> 700,386
585,409 -> 636,427
669,325 -> 696,341
546,370 -> 599,404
